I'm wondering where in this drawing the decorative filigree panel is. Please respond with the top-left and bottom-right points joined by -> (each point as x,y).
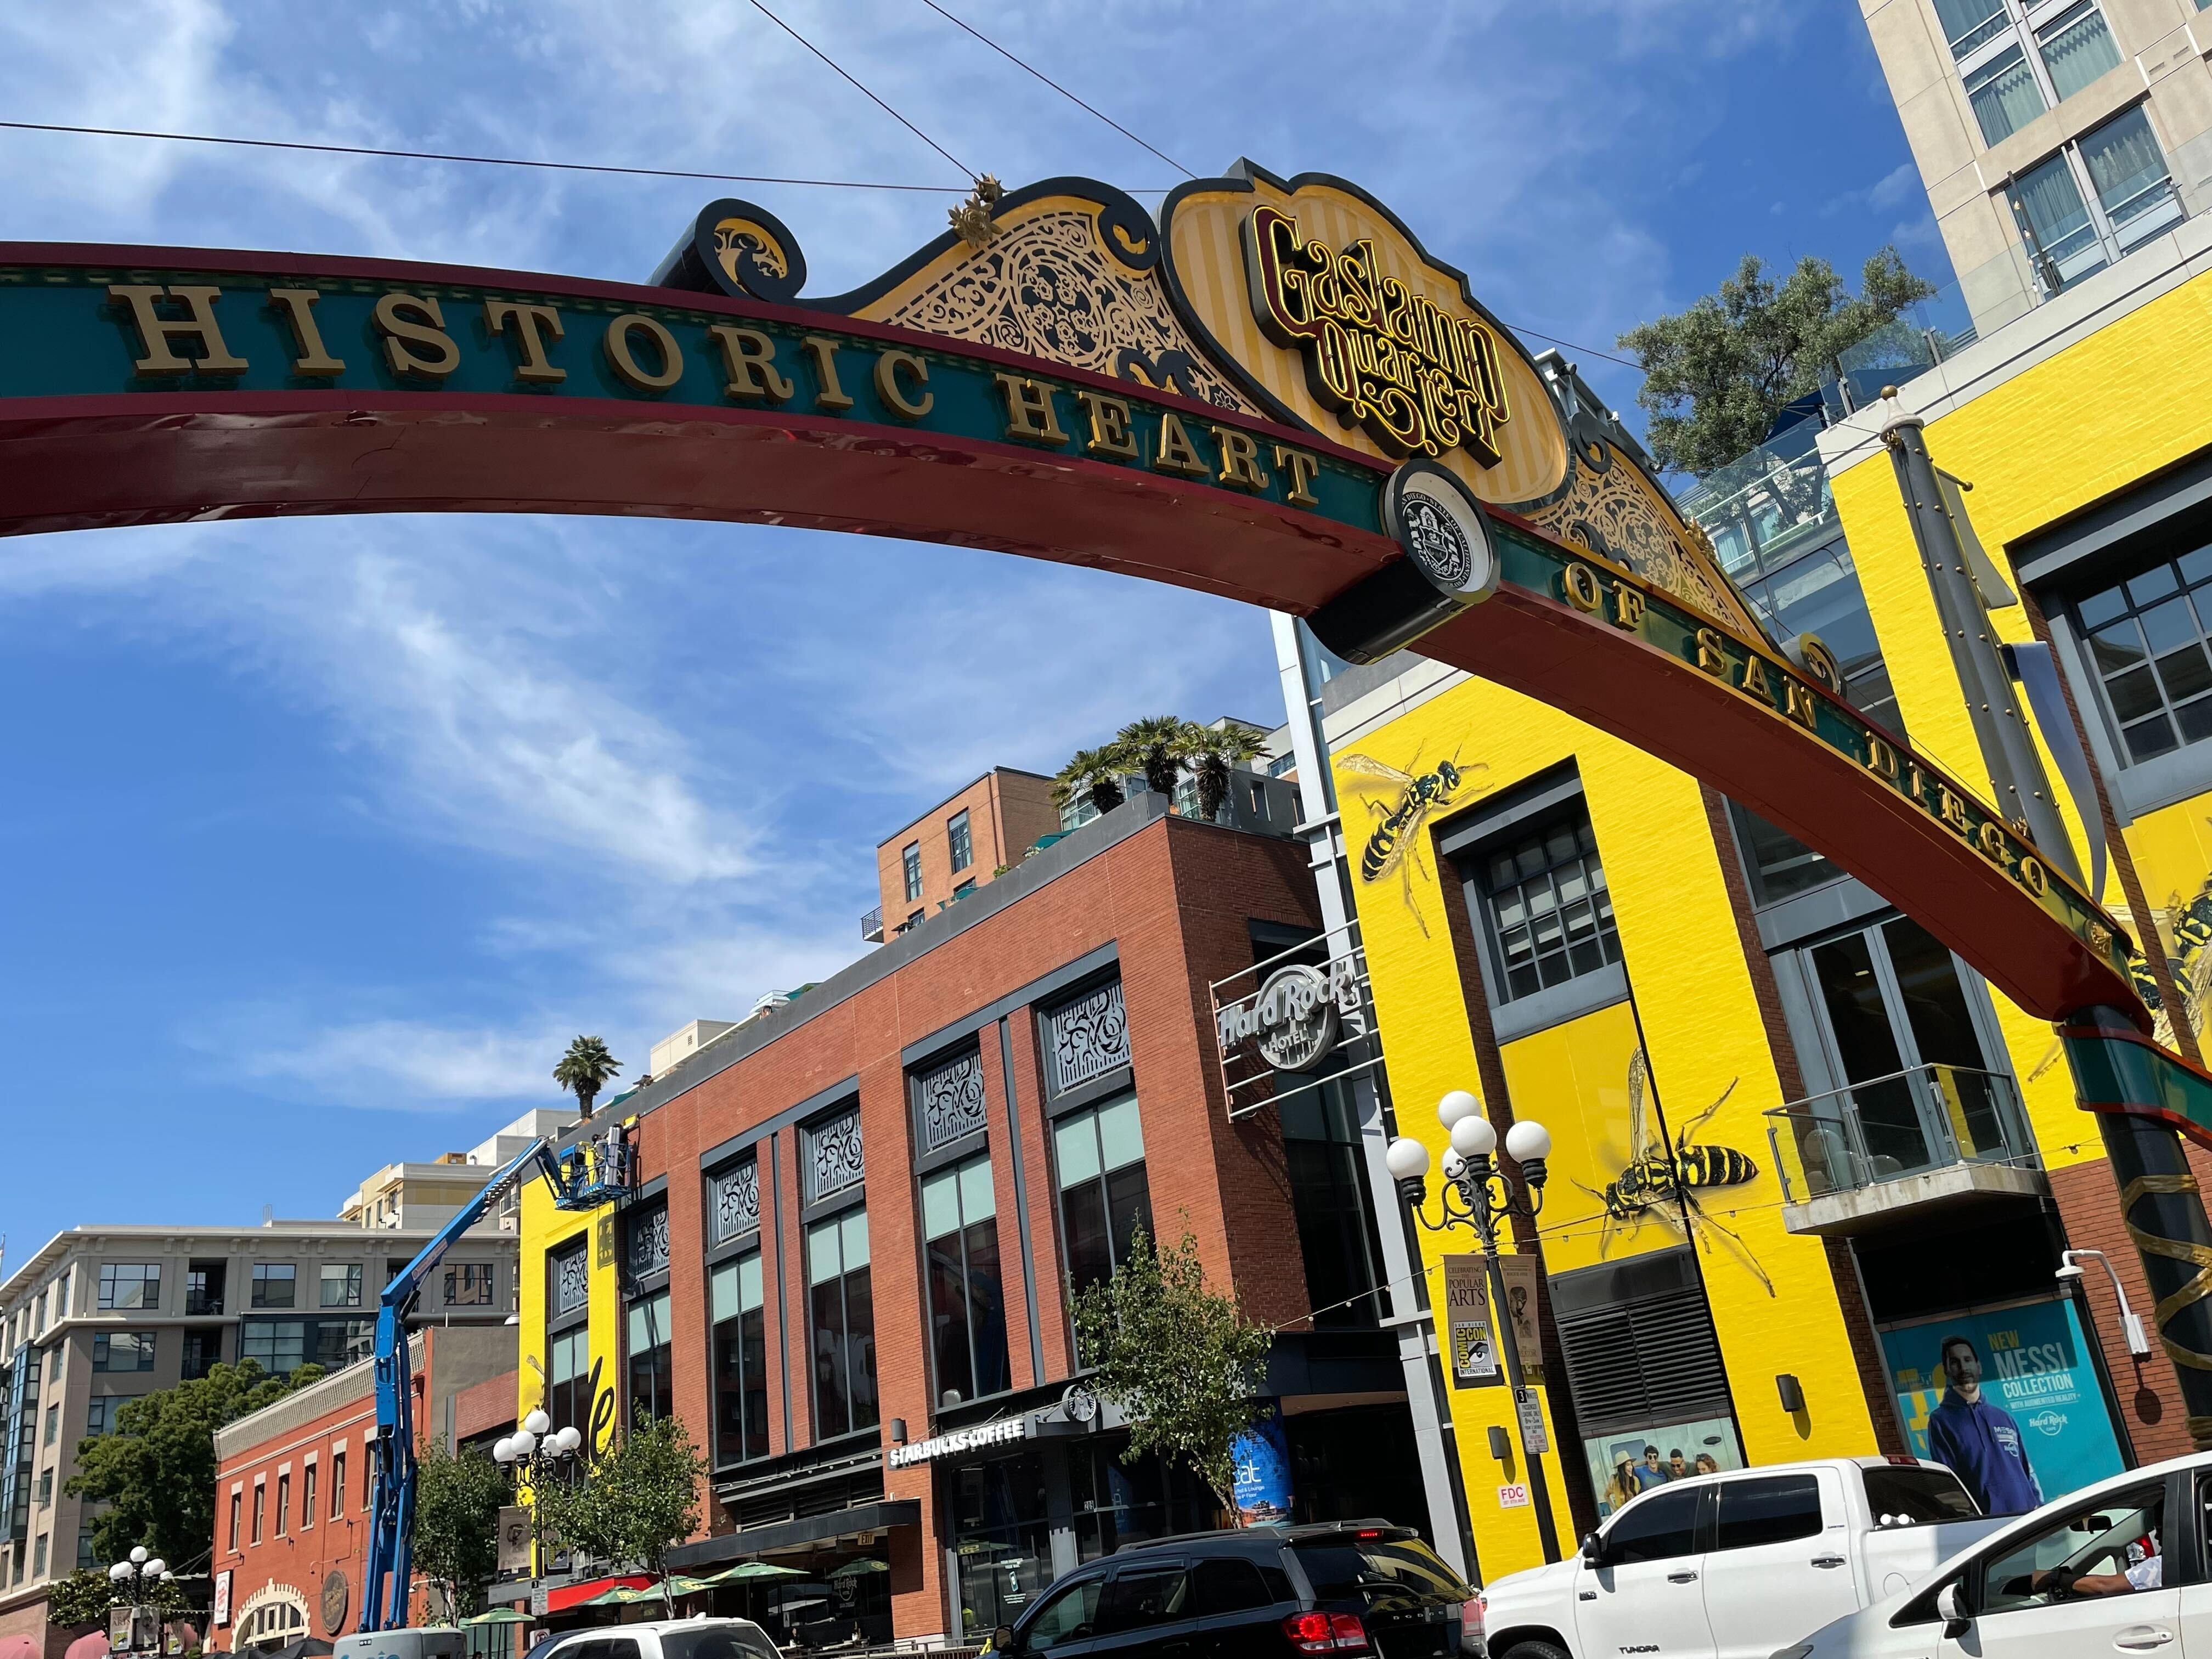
1526,447 -> 1761,637
711,1160 -> 760,1243
873,210 -> 1254,413
1046,980 -> 1131,1094
917,1049 -> 989,1154
552,1245 -> 588,1315
805,1108 -> 866,1204
627,1204 -> 669,1279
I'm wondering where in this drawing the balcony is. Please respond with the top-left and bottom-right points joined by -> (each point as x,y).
1764,1063 -> 2045,1237
861,906 -> 883,944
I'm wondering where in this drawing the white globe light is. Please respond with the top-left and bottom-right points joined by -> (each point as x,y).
510,1429 -> 538,1458
131,1547 -> 149,1566
144,1560 -> 166,1579
555,1425 -> 583,1454
1437,1090 -> 1480,1130
522,1408 -> 552,1437
493,1437 -> 516,1463
1505,1120 -> 1553,1161
160,1572 -> 174,1583
109,1564 -> 132,1583
1449,1114 -> 1498,1159
1384,1138 -> 1431,1181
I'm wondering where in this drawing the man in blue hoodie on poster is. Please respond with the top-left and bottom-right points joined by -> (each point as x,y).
1925,1334 -> 2044,1515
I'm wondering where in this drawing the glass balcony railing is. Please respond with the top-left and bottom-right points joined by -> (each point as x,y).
1831,278 -> 1979,407
1763,1062 -> 2036,1205
861,906 -> 883,944
1675,422 -> 1836,584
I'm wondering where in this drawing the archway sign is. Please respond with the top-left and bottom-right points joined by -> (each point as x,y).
5,161 -> 2210,1402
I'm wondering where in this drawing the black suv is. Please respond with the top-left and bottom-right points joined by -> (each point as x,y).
990,1520 -> 1481,1658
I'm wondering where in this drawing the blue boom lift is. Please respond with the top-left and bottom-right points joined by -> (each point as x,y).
358,1118 -> 636,1633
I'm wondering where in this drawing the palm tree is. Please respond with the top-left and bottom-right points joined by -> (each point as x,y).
1179,721 -> 1266,823
1052,747 -> 1126,819
1115,715 -> 1187,798
553,1035 -> 622,1120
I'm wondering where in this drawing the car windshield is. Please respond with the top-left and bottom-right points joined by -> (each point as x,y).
1291,1536 -> 1470,1607
1862,1464 -> 1980,1525
659,1627 -> 780,1659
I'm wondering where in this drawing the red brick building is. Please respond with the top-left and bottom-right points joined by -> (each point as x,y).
868,767 -> 1062,943
527,788 -> 1438,1647
209,1329 -> 514,1652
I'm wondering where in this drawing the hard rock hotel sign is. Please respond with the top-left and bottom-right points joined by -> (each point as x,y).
0,158 -> 2204,1389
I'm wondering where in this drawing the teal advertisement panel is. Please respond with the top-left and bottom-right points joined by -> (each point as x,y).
1881,1297 -> 2124,1516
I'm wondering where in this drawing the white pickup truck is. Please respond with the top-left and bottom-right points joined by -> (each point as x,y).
1478,1455 -> 2011,1659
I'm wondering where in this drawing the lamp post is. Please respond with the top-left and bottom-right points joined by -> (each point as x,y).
108,1546 -> 171,1655
495,1410 -> 585,1616
1387,1091 -> 1562,1564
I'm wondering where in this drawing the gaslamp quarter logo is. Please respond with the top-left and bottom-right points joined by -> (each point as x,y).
1242,204 -> 1512,465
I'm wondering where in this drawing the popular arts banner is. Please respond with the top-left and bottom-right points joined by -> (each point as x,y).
1443,1253 -> 1499,1387
1880,1297 -> 2125,1516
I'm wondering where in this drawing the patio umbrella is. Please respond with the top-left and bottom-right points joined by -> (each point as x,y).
660,1577 -> 716,1598
825,1560 -> 889,1579
578,1584 -> 659,1607
465,1610 -> 534,1627
701,1562 -> 808,1585
264,1641 -> 336,1659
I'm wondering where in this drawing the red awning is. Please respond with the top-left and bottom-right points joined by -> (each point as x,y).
546,1576 -> 656,1613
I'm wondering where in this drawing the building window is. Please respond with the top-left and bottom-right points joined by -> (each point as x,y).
626,1291 -> 672,1422
319,1265 -> 363,1308
275,1471 -> 290,1537
314,1319 -> 373,1370
251,1264 -> 296,1310
803,1107 -> 866,1204
710,1253 -> 770,1465
1966,44 -> 2041,145
1053,1092 -> 1153,1300
1954,0 -> 2123,144
2011,105 -> 2179,296
923,1156 -> 1011,1404
627,1204 -> 670,1282
947,809 -> 973,873
902,842 -> 923,902
952,877 -> 976,899
92,1333 -> 156,1373
444,1263 -> 494,1307
86,1396 -> 121,1437
97,1265 -> 160,1312
301,1464 -> 317,1530
241,1321 -> 306,1375
549,1327 -> 590,1435
709,1160 -> 761,1245
2073,544 -> 2212,761
31,1534 -> 45,1581
43,1404 -> 58,1447
2036,1 -> 2120,100
35,1470 -> 50,1509
228,1490 -> 242,1554
1281,1079 -> 1389,1328
329,1452 -> 345,1521
187,1263 -> 225,1317
1934,0 -> 2010,57
550,1243 -> 589,1317
1041,979 -> 1131,1095
915,1047 -> 989,1157
806,1210 -> 878,1440
1476,809 -> 1621,1000
251,1484 -> 264,1546
181,1329 -> 222,1381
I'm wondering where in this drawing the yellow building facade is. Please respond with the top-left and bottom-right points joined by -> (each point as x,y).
1334,217 -> 2212,1582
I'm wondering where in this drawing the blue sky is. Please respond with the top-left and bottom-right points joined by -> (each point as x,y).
0,0 -> 1940,1257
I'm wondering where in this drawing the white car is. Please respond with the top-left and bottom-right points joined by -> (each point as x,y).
1480,1456 -> 2008,1659
1777,1451 -> 2212,1659
526,1617 -> 781,1659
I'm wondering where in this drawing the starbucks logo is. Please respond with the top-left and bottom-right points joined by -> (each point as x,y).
1402,494 -> 1472,586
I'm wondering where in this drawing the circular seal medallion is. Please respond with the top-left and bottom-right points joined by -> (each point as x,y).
320,1570 -> 349,1636
1400,494 -> 1473,588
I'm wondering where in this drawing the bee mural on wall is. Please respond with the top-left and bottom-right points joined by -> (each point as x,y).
1337,748 -> 1492,936
1578,1048 -> 1775,1296
2030,849 -> 2212,1081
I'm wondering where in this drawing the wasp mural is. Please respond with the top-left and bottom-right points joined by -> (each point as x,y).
1338,749 -> 1492,936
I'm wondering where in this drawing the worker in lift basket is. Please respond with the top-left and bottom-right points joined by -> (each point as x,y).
1923,1334 -> 2042,1516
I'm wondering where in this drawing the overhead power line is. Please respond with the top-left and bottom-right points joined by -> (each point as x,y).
915,0 -> 1194,179
745,0 -> 974,182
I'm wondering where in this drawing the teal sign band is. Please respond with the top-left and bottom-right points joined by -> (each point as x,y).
2061,1025 -> 2212,1148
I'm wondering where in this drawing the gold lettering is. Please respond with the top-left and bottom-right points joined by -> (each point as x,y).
2020,857 -> 2049,897
1865,735 -> 1900,781
1739,655 -> 1773,702
1938,789 -> 1971,836
1153,410 -> 1209,476
1273,445 -> 1321,507
266,289 -> 343,377
993,373 -> 1066,445
1907,764 -> 1928,804
373,293 -> 460,380
603,314 -> 683,392
1562,563 -> 1604,613
1784,680 -> 1820,730
873,350 -> 933,420
106,284 -> 247,375
1076,392 -> 1138,459
1610,581 -> 1646,632
706,326 -> 793,403
1695,627 -> 1730,677
1210,425 -> 1271,492
1977,821 -> 2010,864
802,336 -> 855,411
483,300 -> 566,385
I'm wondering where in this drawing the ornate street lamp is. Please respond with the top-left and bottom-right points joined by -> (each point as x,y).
495,1410 -> 586,1614
108,1547 -> 172,1655
1387,1091 -> 1562,1563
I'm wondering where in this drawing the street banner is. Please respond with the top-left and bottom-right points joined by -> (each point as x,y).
1497,1254 -> 1545,1384
1443,1254 -> 1498,1386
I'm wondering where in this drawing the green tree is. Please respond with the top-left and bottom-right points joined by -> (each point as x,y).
1176,722 -> 1265,823
553,1035 -> 622,1120
412,1442 -> 509,1622
1069,1227 -> 1273,1522
1114,716 -> 1188,798
1051,746 -> 1126,820
66,1359 -> 321,1569
535,1413 -> 708,1614
47,1567 -> 193,1630
1618,249 -> 1936,476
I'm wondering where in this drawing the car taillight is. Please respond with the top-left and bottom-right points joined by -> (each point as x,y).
1462,1594 -> 1486,1644
1280,1612 -> 1370,1654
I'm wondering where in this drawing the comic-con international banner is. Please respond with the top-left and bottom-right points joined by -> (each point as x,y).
1880,1297 -> 2125,1516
